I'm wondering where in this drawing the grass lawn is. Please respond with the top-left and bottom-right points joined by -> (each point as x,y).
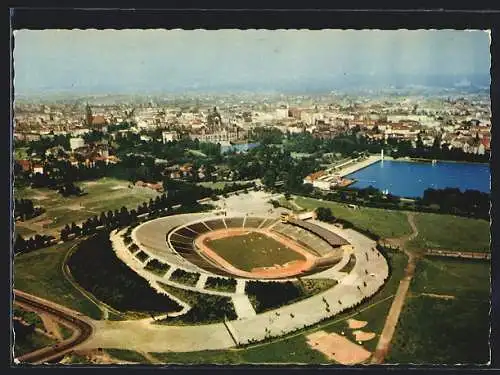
388,257 -> 490,364
205,231 -> 305,272
59,324 -> 74,340
105,349 -> 150,363
13,306 -> 45,330
151,250 -> 409,364
15,225 -> 37,238
407,212 -> 490,252
14,177 -> 160,234
14,147 -> 29,160
14,330 -> 56,358
410,257 -> 490,299
196,181 -> 247,190
13,241 -> 102,320
294,196 -> 412,239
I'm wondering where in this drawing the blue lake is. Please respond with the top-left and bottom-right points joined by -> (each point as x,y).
347,160 -> 490,198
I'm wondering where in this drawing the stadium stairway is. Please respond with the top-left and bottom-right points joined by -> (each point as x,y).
232,294 -> 257,319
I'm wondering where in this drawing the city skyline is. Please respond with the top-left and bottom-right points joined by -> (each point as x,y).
13,29 -> 491,95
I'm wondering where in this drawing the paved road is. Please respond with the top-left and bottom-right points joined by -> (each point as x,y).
13,290 -> 94,364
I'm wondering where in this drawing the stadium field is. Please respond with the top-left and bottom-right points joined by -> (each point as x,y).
204,231 -> 305,272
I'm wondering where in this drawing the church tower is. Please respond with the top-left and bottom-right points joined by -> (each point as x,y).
85,103 -> 93,126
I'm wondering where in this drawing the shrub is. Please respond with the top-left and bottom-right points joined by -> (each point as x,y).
170,269 -> 200,286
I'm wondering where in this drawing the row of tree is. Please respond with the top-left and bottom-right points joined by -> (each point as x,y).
14,198 -> 44,221
14,234 -> 57,255
419,188 -> 490,219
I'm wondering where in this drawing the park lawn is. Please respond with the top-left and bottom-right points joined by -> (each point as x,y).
152,334 -> 329,364
407,212 -> 490,253
14,225 -> 37,238
59,324 -> 74,340
387,295 -> 490,364
105,349 -> 151,363
13,306 -> 45,330
388,257 -> 490,364
14,147 -> 29,160
14,178 -> 160,234
13,241 -> 102,320
152,250 -> 409,365
196,181 -> 247,190
205,231 -> 305,272
294,196 -> 412,239
14,331 -> 57,358
410,256 -> 490,299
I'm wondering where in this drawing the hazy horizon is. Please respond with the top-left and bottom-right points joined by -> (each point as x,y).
13,29 -> 491,95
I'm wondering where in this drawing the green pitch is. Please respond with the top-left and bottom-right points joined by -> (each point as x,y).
205,231 -> 305,272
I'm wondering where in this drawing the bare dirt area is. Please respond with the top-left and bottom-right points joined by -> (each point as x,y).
353,330 -> 376,342
347,318 -> 368,329
39,313 -> 63,341
306,330 -> 372,365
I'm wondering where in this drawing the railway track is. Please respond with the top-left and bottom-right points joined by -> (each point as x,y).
13,290 -> 94,365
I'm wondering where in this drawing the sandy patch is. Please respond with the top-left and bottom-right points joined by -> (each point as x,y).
82,181 -> 100,186
421,293 -> 456,300
306,330 -> 371,365
39,313 -> 63,341
33,195 -> 49,201
111,186 -> 127,190
34,219 -> 53,227
67,204 -> 85,211
353,330 -> 376,342
347,318 -> 368,329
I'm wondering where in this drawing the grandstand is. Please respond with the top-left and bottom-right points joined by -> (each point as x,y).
224,217 -> 245,228
272,222 -> 333,257
243,217 -> 266,229
133,213 -> 345,280
184,222 -> 213,235
287,218 -> 350,247
203,219 -> 227,231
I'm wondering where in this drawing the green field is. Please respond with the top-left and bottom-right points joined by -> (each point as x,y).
148,251 -> 408,365
106,349 -> 151,363
205,231 -> 305,272
407,212 -> 490,252
14,178 -> 160,234
13,241 -> 103,320
14,147 -> 29,160
294,196 -> 412,239
196,181 -> 247,190
14,330 -> 56,358
14,225 -> 37,238
388,257 -> 490,364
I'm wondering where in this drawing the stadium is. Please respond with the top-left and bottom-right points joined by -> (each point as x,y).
99,190 -> 390,350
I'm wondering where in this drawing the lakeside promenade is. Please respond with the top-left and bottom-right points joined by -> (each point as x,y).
335,155 -> 382,178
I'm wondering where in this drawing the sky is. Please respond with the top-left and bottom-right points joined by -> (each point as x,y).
13,29 -> 491,94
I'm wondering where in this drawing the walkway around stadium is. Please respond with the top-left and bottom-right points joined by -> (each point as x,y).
78,212 -> 389,353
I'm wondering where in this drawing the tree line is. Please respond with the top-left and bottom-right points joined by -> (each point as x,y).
14,198 -> 44,221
